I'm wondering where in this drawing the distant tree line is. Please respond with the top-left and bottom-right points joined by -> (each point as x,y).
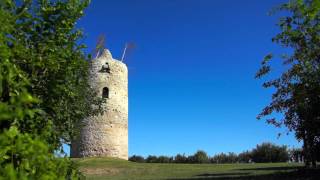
129,142 -> 305,164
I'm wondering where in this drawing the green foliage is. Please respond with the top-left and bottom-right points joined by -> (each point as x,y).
0,0 -> 40,130
188,150 -> 209,164
256,0 -> 320,167
289,148 -> 304,162
128,155 -> 145,163
0,126 -> 83,180
132,143 -> 290,164
0,0 -> 100,179
211,152 -> 239,164
238,151 -> 252,163
146,155 -> 159,163
251,143 -> 289,163
157,156 -> 173,163
174,153 -> 188,163
2,0 -> 102,146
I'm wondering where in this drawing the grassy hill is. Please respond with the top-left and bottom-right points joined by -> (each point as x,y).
74,157 -> 320,180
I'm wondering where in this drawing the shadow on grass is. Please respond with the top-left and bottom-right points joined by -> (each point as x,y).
237,166 -> 299,171
167,167 -> 320,180
196,172 -> 250,177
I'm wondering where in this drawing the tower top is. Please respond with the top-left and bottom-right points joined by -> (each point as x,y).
100,49 -> 113,59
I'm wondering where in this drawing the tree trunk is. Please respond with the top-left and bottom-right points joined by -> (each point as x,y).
312,160 -> 317,168
311,144 -> 317,168
303,133 -> 312,167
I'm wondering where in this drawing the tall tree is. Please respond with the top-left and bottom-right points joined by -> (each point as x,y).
0,0 -> 102,178
1,0 -> 103,149
256,0 -> 320,167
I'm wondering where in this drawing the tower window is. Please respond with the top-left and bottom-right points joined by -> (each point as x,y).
100,62 -> 110,73
102,87 -> 109,98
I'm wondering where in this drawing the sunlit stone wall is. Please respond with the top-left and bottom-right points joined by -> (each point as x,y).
71,49 -> 128,160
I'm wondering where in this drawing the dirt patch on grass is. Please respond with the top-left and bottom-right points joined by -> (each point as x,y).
81,167 -> 120,175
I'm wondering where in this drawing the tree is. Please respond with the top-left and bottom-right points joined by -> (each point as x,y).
211,152 -> 238,164
238,151 -> 252,163
251,143 -> 289,163
226,152 -> 238,163
157,156 -> 173,163
146,155 -> 158,163
0,0 -> 101,178
174,153 -> 188,163
211,153 -> 229,164
129,155 -> 145,163
289,148 -> 304,162
188,150 -> 209,164
256,0 -> 320,167
1,0 -> 103,149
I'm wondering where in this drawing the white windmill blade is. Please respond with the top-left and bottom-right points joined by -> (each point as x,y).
121,42 -> 136,62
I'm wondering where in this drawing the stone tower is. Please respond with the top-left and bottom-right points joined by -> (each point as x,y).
71,49 -> 128,160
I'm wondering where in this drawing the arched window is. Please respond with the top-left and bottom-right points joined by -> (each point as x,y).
102,87 -> 109,98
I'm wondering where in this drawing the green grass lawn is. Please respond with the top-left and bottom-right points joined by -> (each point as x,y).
74,157 -> 318,180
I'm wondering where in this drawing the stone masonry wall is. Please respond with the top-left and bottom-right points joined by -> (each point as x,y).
71,49 -> 128,160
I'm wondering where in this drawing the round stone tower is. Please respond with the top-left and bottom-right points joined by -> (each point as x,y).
71,49 -> 128,160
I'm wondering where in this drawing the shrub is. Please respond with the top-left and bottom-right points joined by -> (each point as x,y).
251,142 -> 289,163
227,152 -> 238,163
0,127 -> 82,179
129,155 -> 145,163
157,156 -> 173,163
238,151 -> 252,163
146,155 -> 158,163
188,150 -> 209,164
132,142 -> 292,164
289,148 -> 303,162
211,153 -> 230,164
174,154 -> 188,163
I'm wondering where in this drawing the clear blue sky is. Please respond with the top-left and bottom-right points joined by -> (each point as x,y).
64,0 -> 302,157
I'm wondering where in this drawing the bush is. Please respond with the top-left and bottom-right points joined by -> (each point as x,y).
174,154 -> 188,163
211,153 -> 231,164
289,148 -> 303,162
188,150 -> 209,164
157,156 -> 173,163
251,142 -> 289,163
0,127 -> 83,179
146,155 -> 158,163
131,142 -> 292,164
238,151 -> 252,163
226,152 -> 238,163
129,155 -> 145,163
